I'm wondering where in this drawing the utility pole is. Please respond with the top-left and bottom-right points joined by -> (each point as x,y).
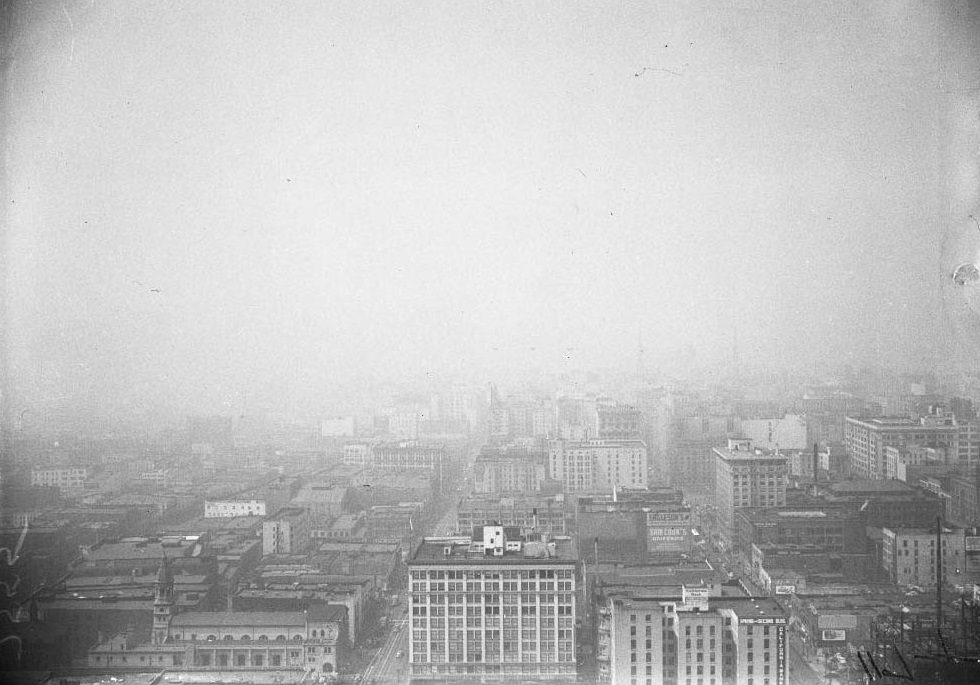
937,515 -> 944,632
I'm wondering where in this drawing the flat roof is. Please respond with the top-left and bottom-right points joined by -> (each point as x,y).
713,446 -> 788,462
159,670 -> 307,684
828,479 -> 914,493
411,536 -> 577,564
172,611 -> 305,627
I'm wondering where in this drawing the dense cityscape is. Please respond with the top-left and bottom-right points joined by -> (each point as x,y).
3,366 -> 980,684
5,0 -> 980,684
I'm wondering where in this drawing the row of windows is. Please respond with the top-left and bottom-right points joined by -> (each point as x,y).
412,569 -> 573,580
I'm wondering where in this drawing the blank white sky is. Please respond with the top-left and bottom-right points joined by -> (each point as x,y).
4,0 -> 980,416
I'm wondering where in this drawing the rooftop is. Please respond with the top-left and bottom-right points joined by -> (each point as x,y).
411,533 -> 577,564
169,608 -> 342,626
713,446 -> 788,462
158,670 -> 308,684
827,479 -> 914,494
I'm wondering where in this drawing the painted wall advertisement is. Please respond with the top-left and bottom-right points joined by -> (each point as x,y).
822,629 -> 846,641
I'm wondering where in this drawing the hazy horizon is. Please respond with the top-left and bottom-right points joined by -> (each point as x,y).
4,1 -> 980,421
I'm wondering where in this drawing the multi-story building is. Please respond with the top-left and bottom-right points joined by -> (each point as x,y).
734,507 -> 866,557
597,590 -> 789,685
407,526 -> 577,682
473,446 -> 548,494
456,495 -> 567,536
948,471 -> 980,527
31,467 -> 88,491
596,405 -> 643,441
389,411 -> 421,440
342,442 -> 373,466
666,412 -> 737,502
549,440 -> 648,493
372,441 -> 446,471
881,525 -> 969,588
576,487 -> 692,563
713,439 -> 788,537
204,499 -> 267,518
845,413 -> 957,480
740,415 -> 808,452
488,384 -> 511,442
262,507 -> 312,555
814,479 -> 945,530
885,445 -> 945,480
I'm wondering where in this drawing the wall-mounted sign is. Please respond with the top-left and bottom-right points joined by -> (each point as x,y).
822,629 -> 846,641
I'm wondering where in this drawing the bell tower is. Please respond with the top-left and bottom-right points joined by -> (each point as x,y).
152,555 -> 175,645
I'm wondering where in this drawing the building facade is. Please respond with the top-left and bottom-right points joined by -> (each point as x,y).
845,415 -> 957,480
31,467 -> 88,491
473,447 -> 548,494
456,495 -> 567,536
713,440 -> 788,537
881,525 -> 969,588
89,560 -> 344,675
549,440 -> 648,493
596,405 -> 643,441
262,507 -> 312,555
204,499 -> 267,518
372,441 -> 447,471
407,527 -> 577,681
598,592 -> 789,685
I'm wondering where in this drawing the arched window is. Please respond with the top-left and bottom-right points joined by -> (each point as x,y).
224,635 -> 234,641
206,635 -> 217,642
275,635 -> 287,641
241,634 -> 251,641
258,635 -> 268,641
293,634 -> 303,641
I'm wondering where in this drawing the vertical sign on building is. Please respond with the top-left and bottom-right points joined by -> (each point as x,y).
776,625 -> 786,685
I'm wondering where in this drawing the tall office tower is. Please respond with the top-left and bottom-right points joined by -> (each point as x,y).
407,526 -> 577,682
488,384 -> 511,442
713,439 -> 788,538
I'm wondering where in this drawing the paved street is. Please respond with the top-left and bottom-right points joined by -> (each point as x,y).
362,615 -> 409,685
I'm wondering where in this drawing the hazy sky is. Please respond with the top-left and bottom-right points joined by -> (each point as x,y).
4,1 -> 980,418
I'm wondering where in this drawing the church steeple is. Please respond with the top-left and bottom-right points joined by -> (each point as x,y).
152,555 -> 175,645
